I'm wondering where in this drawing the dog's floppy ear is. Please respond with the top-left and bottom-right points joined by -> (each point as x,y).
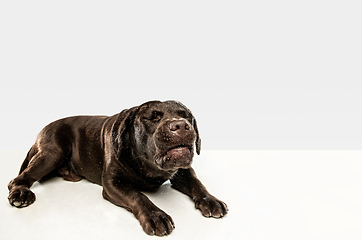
165,100 -> 201,155
192,117 -> 201,155
111,106 -> 139,156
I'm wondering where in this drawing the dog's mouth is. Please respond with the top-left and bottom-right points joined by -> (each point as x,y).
154,144 -> 193,170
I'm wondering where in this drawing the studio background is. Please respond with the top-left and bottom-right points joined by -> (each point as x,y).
1,1 -> 361,152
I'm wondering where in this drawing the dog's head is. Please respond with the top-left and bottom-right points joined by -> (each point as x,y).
112,100 -> 201,172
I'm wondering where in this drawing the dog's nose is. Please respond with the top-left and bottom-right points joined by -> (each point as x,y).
169,120 -> 190,136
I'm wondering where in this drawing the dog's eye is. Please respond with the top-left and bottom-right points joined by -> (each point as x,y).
177,110 -> 188,119
144,111 -> 163,122
152,114 -> 162,122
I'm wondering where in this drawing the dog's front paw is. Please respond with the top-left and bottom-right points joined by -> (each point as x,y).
8,188 -> 36,208
138,210 -> 175,236
195,195 -> 228,218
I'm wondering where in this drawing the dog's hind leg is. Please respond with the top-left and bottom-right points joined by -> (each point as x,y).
8,145 -> 65,208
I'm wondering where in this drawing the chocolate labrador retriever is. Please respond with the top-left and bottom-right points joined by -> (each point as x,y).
8,100 -> 228,236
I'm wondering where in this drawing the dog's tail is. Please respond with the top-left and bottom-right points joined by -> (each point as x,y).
19,146 -> 38,175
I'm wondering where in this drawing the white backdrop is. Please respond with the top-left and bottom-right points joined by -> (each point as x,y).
1,1 -> 361,150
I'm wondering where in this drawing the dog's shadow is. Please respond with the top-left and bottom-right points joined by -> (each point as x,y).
31,178 -> 188,210
144,181 -> 194,213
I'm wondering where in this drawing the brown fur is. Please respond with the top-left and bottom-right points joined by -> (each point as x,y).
8,100 -> 228,236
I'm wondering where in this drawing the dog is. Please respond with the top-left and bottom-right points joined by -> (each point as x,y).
8,100 -> 228,236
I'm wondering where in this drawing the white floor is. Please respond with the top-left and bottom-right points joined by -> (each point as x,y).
1,150 -> 361,240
